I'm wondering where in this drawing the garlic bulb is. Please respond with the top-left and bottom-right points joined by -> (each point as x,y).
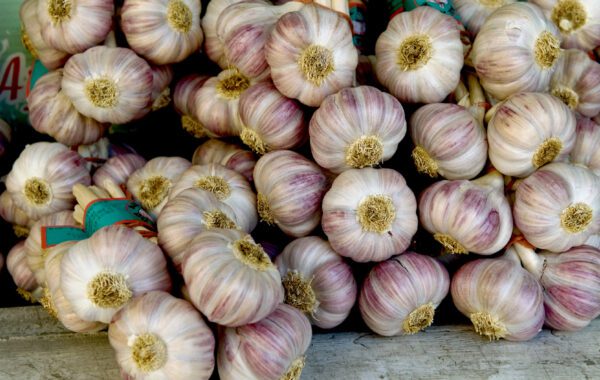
254,150 -> 328,237
550,49 -> 600,117
202,0 -> 248,67
419,171 -> 513,255
28,70 -> 107,146
192,139 -> 256,182
127,157 -> 191,217
173,74 -> 211,138
375,6 -> 463,103
275,236 -> 357,328
109,291 -> 215,379
570,117 -> 600,176
121,0 -> 203,65
182,229 -> 283,326
530,0 -> 600,50
472,3 -> 562,100
61,225 -> 171,323
310,86 -> 406,173
410,103 -> 487,179
488,92 -> 576,177
0,191 -> 33,237
158,188 -> 251,269
359,252 -> 450,336
62,46 -> 154,124
453,0 -> 517,35
7,242 -> 43,303
514,162 -> 600,252
451,253 -> 545,341
93,154 -> 147,188
6,142 -> 91,219
266,3 -> 358,107
239,81 -> 307,155
514,243 -> 600,331
217,304 -> 311,380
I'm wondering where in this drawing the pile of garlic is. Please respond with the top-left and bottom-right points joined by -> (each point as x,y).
2,1 -> 600,378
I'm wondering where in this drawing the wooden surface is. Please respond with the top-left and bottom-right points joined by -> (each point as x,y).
0,307 -> 599,380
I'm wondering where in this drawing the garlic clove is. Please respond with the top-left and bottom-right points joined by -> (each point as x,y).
93,154 -> 147,189
192,139 -> 256,182
7,241 -> 43,303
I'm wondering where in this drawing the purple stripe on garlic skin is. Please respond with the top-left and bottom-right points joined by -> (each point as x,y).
192,139 -> 256,182
453,0 -> 517,35
570,117 -> 600,176
92,154 -> 147,188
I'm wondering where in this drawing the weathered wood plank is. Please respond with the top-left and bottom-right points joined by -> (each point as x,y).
0,306 -> 599,380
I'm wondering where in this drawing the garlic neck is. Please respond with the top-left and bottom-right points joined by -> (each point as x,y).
470,311 -> 507,340
131,333 -> 168,373
281,356 -> 306,380
402,303 -> 435,334
551,0 -> 587,33
283,270 -> 318,315
232,237 -> 272,271
512,243 -> 545,279
87,271 -> 133,308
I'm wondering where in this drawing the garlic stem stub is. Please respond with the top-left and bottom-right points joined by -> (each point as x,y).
173,74 -> 211,138
92,154 -> 147,188
570,117 -> 600,176
322,168 -> 418,262
192,139 -> 256,182
375,6 -> 463,104
453,0 -> 517,35
7,241 -> 43,303
309,86 -> 406,174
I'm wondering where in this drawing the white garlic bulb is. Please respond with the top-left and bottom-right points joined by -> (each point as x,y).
322,168 -> 418,262
121,0 -> 203,65
453,0 -> 517,35
410,103 -> 487,180
109,291 -> 215,379
217,304 -> 311,380
127,157 -> 191,217
0,191 -> 33,238
192,139 -> 256,182
182,229 -> 284,326
36,0 -> 113,54
570,117 -> 600,176
239,81 -> 307,155
93,154 -> 147,188
488,92 -> 576,177
514,162 -> 600,252
202,0 -> 249,68
266,3 -> 358,107
530,0 -> 600,50
61,225 -> 171,323
310,86 -> 406,174
359,252 -> 450,336
550,49 -> 600,117
6,142 -> 91,219
254,150 -> 328,237
472,2 -> 562,100
173,74 -> 211,138
375,6 -> 463,103
62,46 -> 154,124
7,241 -> 43,303
419,171 -> 513,255
275,236 -> 357,328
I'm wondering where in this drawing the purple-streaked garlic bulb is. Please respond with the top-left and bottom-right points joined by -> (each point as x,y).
6,142 -> 91,220
121,0 -> 203,65
570,117 -> 600,176
173,74 -> 211,138
109,291 -> 215,379
182,229 -> 284,327
359,252 -> 450,336
127,156 -> 191,217
514,162 -> 600,252
92,154 -> 147,188
7,241 -> 43,303
266,3 -> 358,107
192,139 -> 256,182
0,191 -> 33,238
275,236 -> 357,328
419,171 -> 513,255
410,103 -> 487,180
217,304 -> 311,380
310,86 -> 406,174
61,225 -> 171,323
453,0 -> 517,35
451,252 -> 545,341
254,150 -> 328,237
322,168 -> 417,262
513,242 -> 600,331
62,46 -> 153,124
239,81 -> 307,155
488,92 -> 576,178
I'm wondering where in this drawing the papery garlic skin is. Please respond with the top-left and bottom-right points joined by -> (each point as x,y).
359,252 -> 450,336
61,225 -> 171,324
62,46 -> 153,124
148,65 -> 174,111
7,242 -> 42,303
454,0 -> 516,35
419,171 -> 513,255
0,191 -> 33,237
6,142 -> 91,220
275,236 -> 357,328
173,74 -> 211,138
586,235 -> 600,249
254,150 -> 328,237
202,0 -> 250,68
514,162 -> 600,252
322,168 -> 417,262
310,86 -> 406,174
217,304 -> 311,380
530,0 -> 600,50
570,117 -> 600,176
192,139 -> 256,182
109,291 -> 215,380
266,4 -> 358,107
488,92 -> 576,178
93,154 -> 147,188
472,3 -> 562,100
182,229 -> 284,327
